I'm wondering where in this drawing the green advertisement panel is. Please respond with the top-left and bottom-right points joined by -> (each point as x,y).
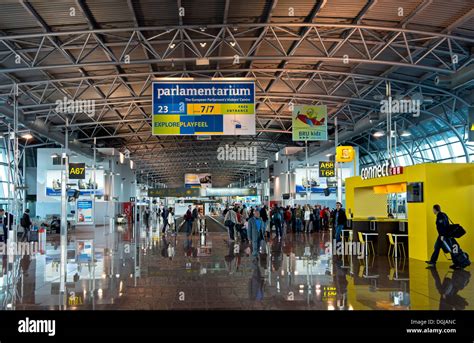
292,105 -> 327,141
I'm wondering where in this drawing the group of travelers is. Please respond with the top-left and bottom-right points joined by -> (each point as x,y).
221,202 -> 348,259
0,208 -> 33,242
142,205 -> 177,234
183,205 -> 206,236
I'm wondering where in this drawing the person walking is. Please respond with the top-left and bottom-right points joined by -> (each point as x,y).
184,205 -> 194,237
198,208 -> 206,234
284,206 -> 292,234
192,206 -> 199,235
303,205 -> 311,233
312,205 -> 321,233
161,206 -> 169,233
0,209 -> 14,243
259,205 -> 268,231
143,206 -> 150,229
248,210 -> 264,258
272,205 -> 283,239
224,206 -> 237,242
20,209 -> 33,242
223,205 -> 229,218
295,205 -> 302,233
332,202 -> 347,243
167,207 -> 175,234
426,204 -> 451,268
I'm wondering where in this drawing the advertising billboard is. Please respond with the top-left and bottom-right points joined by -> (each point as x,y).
152,81 -> 255,135
295,168 -> 328,193
184,173 -> 212,188
46,170 -> 104,196
76,239 -> 94,263
76,200 -> 93,224
292,105 -> 327,141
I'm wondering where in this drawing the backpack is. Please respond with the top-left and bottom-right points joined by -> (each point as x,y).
272,211 -> 282,223
20,216 -> 27,228
192,208 -> 198,219
185,210 -> 193,221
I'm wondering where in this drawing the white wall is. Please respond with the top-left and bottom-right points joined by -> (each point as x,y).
35,148 -> 136,225
25,167 -> 37,196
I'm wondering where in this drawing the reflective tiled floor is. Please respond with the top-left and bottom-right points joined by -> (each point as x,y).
1,218 -> 472,310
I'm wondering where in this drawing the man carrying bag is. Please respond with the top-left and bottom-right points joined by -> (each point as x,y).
427,204 -> 470,270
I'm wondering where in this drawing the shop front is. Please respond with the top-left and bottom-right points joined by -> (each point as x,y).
345,163 -> 473,261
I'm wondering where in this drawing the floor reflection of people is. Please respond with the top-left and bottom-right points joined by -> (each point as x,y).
249,260 -> 264,302
429,267 -> 471,310
271,240 -> 282,272
225,242 -> 237,274
184,237 -> 197,257
334,260 -> 349,309
161,236 -> 175,260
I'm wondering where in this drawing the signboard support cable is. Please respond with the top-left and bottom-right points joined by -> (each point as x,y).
92,137 -> 96,230
305,140 -> 310,202
335,117 -> 342,204
60,118 -> 69,300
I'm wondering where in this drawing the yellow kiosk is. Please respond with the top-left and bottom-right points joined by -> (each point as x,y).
345,163 -> 474,261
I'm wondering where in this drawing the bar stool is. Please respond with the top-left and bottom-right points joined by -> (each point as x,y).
358,231 -> 375,255
387,233 -> 406,258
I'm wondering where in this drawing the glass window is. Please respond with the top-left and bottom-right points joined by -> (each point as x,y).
436,145 -> 451,160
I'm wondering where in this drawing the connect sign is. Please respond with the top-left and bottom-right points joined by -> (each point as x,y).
360,161 -> 403,180
69,163 -> 86,180
319,161 -> 335,177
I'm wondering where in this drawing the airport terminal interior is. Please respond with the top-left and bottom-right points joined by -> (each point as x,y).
0,0 -> 473,311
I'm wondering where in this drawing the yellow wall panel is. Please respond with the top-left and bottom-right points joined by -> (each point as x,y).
346,163 -> 473,261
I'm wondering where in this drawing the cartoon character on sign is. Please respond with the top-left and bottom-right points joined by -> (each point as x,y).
342,148 -> 350,159
296,107 -> 325,127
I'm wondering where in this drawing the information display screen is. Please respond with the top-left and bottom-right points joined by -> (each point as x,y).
407,182 -> 424,203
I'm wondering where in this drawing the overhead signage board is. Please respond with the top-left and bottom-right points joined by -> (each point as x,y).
77,200 -> 93,224
148,188 -> 200,198
292,105 -> 327,141
360,161 -> 403,180
152,81 -> 255,136
336,146 -> 355,162
148,187 -> 257,197
204,188 -> 257,197
184,173 -> 212,188
319,161 -> 335,177
68,163 -> 86,180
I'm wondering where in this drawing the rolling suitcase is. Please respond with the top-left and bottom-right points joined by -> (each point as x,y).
442,237 -> 471,269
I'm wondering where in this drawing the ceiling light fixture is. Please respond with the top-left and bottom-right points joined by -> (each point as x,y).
21,133 -> 33,140
373,131 -> 385,138
400,130 -> 412,137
